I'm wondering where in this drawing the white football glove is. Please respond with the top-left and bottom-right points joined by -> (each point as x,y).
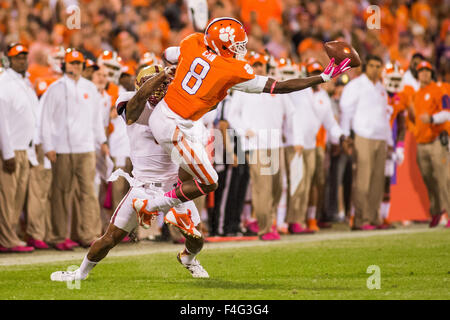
393,147 -> 404,165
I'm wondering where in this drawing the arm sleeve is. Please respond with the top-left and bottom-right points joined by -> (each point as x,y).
231,75 -> 269,94
164,47 -> 181,64
432,110 -> 450,124
339,81 -> 358,137
39,87 -> 55,154
0,97 -> 14,160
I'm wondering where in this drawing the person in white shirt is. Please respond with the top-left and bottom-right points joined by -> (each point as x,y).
90,65 -> 116,232
340,54 -> 393,230
229,55 -> 288,241
306,61 -> 348,232
402,53 -> 424,92
40,49 -> 109,250
0,44 -> 38,253
284,61 -> 347,234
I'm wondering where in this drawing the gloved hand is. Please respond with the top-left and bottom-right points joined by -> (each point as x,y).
393,147 -> 404,165
320,58 -> 351,82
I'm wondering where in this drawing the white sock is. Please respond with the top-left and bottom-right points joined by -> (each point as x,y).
180,248 -> 196,265
307,206 -> 316,220
338,211 -> 345,220
79,255 -> 98,279
350,206 -> 355,217
380,201 -> 390,220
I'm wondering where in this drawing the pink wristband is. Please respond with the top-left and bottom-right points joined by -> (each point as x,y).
396,141 -> 405,148
270,80 -> 277,94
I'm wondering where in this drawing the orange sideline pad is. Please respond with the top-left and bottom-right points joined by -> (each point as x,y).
390,132 -> 431,222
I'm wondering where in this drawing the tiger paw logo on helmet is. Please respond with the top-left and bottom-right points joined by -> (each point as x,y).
219,26 -> 235,43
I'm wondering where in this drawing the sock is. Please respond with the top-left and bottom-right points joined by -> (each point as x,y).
78,255 -> 98,279
350,206 -> 355,217
380,201 -> 390,220
307,206 -> 316,220
180,248 -> 196,265
338,210 -> 345,220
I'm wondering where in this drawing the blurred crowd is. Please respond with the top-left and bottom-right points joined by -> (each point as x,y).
0,0 -> 449,252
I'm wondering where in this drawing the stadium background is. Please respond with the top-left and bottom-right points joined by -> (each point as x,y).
0,0 -> 449,223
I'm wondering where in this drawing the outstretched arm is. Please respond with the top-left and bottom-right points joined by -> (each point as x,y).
125,67 -> 175,125
263,58 -> 351,94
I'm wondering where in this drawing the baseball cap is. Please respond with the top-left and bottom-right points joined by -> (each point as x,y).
416,60 -> 433,72
247,52 -> 268,66
65,49 -> 85,63
7,43 -> 28,57
306,61 -> 324,74
85,59 -> 99,70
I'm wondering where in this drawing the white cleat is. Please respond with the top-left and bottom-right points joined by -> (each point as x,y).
50,270 -> 86,282
177,252 -> 209,278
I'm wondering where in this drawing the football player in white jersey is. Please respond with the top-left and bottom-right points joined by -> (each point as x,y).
50,65 -> 209,282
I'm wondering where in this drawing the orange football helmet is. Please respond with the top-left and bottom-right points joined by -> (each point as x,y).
204,17 -> 248,59
97,50 -> 123,84
276,58 -> 300,80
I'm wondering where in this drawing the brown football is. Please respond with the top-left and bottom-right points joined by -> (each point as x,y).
324,41 -> 361,68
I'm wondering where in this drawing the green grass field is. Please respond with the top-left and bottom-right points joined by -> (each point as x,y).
1,229 -> 449,300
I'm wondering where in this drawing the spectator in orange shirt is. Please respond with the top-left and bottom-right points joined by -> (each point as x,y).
240,0 -> 283,33
411,0 -> 432,30
410,60 -> 450,227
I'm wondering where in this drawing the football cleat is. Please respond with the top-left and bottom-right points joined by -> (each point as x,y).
50,270 -> 87,282
164,208 -> 202,238
132,198 -> 159,229
177,251 -> 209,278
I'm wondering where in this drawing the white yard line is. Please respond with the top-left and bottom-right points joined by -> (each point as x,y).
0,225 -> 439,266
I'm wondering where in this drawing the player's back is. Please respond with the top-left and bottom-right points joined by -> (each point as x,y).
164,33 -> 255,121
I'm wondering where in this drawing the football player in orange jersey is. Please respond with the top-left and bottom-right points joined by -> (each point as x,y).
379,62 -> 408,229
129,17 -> 353,236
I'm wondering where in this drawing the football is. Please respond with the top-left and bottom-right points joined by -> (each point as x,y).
324,40 -> 361,68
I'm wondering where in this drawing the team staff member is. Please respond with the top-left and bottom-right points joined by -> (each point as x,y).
0,44 -> 38,253
229,53 -> 287,240
285,60 -> 346,234
409,61 -> 450,228
340,55 -> 393,230
40,49 -> 109,250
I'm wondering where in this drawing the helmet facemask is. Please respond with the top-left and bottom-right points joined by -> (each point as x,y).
228,35 -> 248,60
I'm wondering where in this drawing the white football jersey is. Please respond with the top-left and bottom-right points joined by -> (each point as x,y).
116,91 -> 179,184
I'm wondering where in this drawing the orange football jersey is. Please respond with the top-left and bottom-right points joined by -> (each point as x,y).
413,82 -> 449,144
164,33 -> 256,121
